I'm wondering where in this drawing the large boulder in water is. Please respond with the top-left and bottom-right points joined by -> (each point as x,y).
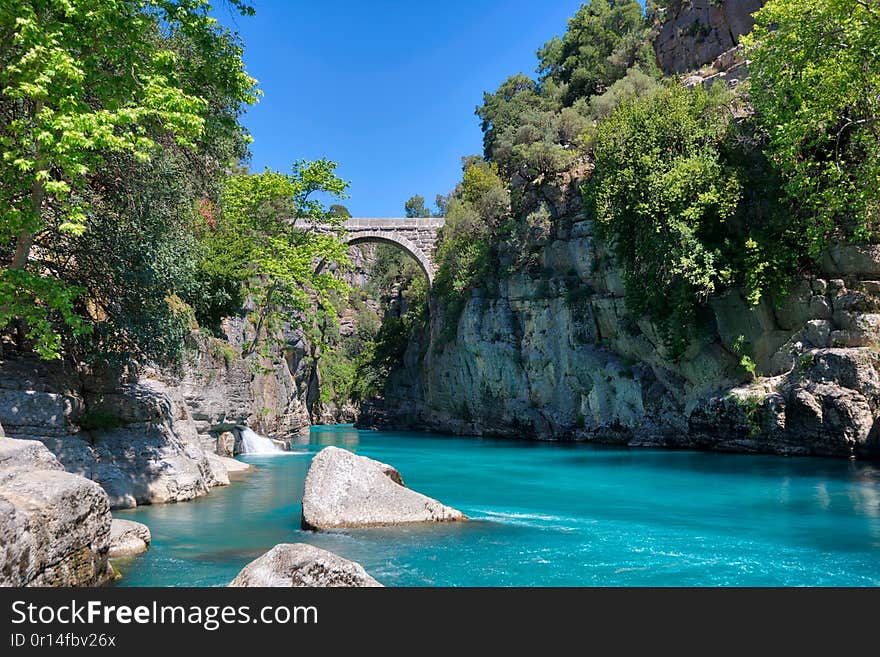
228,543 -> 382,587
301,446 -> 465,530
108,518 -> 151,558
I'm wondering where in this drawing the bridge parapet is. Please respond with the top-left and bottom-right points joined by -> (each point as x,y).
343,217 -> 445,229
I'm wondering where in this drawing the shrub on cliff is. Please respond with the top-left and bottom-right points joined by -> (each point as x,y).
432,159 -> 509,322
584,81 -> 798,356
536,0 -> 654,105
585,82 -> 740,353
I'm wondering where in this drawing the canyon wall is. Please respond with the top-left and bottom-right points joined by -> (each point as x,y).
371,176 -> 880,458
0,316 -> 312,509
364,0 -> 880,460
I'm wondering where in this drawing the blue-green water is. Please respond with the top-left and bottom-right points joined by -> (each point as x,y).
114,425 -> 880,586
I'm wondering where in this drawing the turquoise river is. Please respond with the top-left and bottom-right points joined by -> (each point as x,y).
114,425 -> 880,586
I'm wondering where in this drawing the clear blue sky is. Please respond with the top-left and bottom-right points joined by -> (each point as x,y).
224,0 -> 588,216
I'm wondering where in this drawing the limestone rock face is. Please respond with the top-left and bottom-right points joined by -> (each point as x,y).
228,543 -> 382,587
301,446 -> 464,530
653,0 -> 766,74
179,316 -> 311,452
0,437 -> 112,587
0,433 -> 65,474
108,518 -> 151,558
371,167 -> 880,459
30,378 -> 224,509
216,455 -> 252,473
690,349 -> 880,457
0,316 -> 312,508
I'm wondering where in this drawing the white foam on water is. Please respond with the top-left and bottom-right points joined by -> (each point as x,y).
470,508 -> 593,530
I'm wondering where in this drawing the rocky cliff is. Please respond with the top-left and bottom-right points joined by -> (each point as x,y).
653,0 -> 766,74
371,174 -> 880,459
361,0 -> 880,460
0,316 -> 312,509
179,316 -> 312,454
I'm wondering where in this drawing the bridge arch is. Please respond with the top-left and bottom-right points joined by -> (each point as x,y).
338,217 -> 444,287
345,232 -> 434,285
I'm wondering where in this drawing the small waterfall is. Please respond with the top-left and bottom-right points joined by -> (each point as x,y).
239,427 -> 283,454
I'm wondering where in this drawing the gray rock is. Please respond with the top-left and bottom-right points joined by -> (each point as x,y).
108,518 -> 151,558
0,437 -> 112,587
653,0 -> 765,75
0,435 -> 63,478
821,241 -> 880,277
27,378 -> 226,509
179,318 -> 311,443
0,389 -> 77,437
218,455 -> 252,473
229,543 -> 382,587
35,424 -> 213,509
205,452 -> 231,487
301,447 -> 465,530
804,320 -> 833,348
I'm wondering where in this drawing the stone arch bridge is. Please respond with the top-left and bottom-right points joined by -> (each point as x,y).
337,217 -> 445,285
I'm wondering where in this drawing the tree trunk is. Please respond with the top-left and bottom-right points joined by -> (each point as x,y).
11,100 -> 44,270
245,283 -> 276,356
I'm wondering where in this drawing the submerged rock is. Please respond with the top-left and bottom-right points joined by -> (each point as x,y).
301,446 -> 465,530
108,518 -> 151,558
228,543 -> 382,587
0,437 -> 113,587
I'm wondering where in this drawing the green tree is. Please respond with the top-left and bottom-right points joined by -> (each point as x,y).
433,158 -> 509,321
536,0 -> 650,103
207,161 -> 352,356
404,194 -> 431,218
584,82 -> 742,355
589,66 -> 660,119
351,273 -> 428,402
328,204 -> 352,218
476,74 -> 549,161
57,150 -> 205,364
0,0 -> 258,359
744,0 -> 880,254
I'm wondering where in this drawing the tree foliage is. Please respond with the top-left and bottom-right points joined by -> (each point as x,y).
536,0 -> 654,104
204,162 -> 352,356
328,204 -> 352,218
404,194 -> 432,218
441,3 -> 661,330
432,159 -> 508,320
0,0 -> 258,360
744,0 -> 880,254
585,83 -> 741,353
584,80 -> 804,356
474,1 -> 659,180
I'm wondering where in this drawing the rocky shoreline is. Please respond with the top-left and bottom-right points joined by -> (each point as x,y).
0,314 -> 318,586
